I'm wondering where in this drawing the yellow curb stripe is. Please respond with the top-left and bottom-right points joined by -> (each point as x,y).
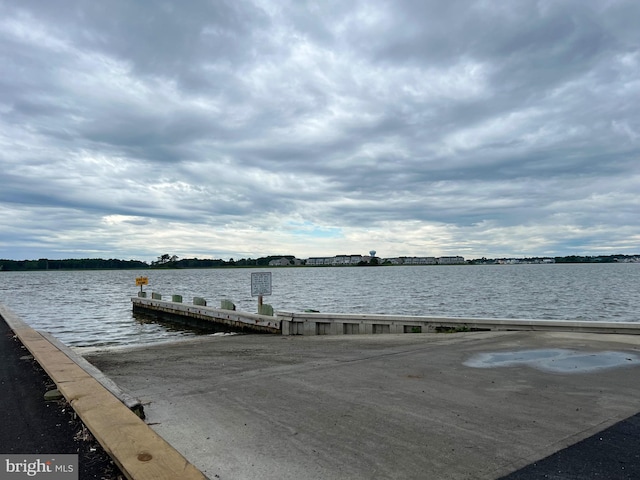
1,304 -> 207,480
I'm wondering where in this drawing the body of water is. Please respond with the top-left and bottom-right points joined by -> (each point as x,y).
0,264 -> 638,349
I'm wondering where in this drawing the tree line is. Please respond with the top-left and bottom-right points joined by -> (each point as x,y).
0,258 -> 149,271
150,254 -> 298,268
0,255 -> 298,271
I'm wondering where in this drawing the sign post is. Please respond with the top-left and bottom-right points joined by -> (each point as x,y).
135,276 -> 149,294
251,272 -> 272,311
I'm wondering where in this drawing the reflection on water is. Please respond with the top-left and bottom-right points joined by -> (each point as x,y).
132,311 -> 243,336
132,311 -> 212,335
0,264 -> 639,348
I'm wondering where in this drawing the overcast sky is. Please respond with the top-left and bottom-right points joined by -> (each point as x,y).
1,0 -> 639,262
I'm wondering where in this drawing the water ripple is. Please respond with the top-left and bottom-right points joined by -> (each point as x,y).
1,264 -> 639,347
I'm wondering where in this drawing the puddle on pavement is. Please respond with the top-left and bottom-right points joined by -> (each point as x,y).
464,349 -> 640,373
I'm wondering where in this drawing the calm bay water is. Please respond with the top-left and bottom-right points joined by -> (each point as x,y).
0,264 -> 638,349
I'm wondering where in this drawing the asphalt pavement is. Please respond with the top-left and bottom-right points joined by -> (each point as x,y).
499,411 -> 640,479
0,316 -> 124,479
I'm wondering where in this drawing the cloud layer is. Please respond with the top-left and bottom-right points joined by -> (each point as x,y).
1,0 -> 639,261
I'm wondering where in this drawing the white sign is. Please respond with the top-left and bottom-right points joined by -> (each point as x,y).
251,272 -> 272,296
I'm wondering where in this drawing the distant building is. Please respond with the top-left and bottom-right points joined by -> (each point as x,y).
402,256 -> 437,265
383,256 -> 462,265
386,258 -> 404,265
437,256 -> 465,265
269,257 -> 292,266
332,255 -> 363,265
496,257 -> 555,265
306,257 -> 330,266
306,254 -> 374,266
305,253 -> 464,266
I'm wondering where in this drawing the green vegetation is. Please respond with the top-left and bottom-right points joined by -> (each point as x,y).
0,258 -> 148,271
358,257 -> 379,266
0,254 -> 303,271
150,254 -> 298,269
555,255 -> 628,263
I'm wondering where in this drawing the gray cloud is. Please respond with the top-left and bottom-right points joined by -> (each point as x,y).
0,0 -> 638,261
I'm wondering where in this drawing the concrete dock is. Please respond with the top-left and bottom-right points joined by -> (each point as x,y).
132,296 -> 640,337
85,330 -> 640,480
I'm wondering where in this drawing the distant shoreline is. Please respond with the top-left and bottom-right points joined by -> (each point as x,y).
1,253 -> 638,272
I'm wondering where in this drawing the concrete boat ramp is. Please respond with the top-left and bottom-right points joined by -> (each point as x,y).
3,298 -> 640,480
84,330 -> 640,480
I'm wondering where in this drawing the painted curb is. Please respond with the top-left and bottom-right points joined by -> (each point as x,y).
0,304 -> 208,480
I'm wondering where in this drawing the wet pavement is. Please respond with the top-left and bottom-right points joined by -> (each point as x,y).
464,348 -> 640,373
